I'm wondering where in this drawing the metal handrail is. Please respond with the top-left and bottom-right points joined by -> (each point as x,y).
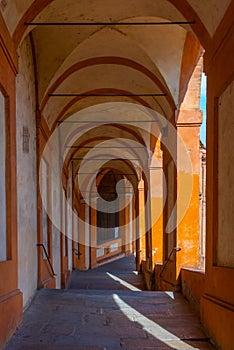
160,247 -> 181,279
36,243 -> 56,276
72,248 -> 82,257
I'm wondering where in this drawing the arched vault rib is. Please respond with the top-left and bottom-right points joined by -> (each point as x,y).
12,0 -> 211,49
40,57 -> 175,113
61,121 -> 160,199
51,88 -> 167,133
63,123 -> 149,170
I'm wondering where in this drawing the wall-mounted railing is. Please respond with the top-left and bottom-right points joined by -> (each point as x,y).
36,243 -> 56,276
159,247 -> 181,287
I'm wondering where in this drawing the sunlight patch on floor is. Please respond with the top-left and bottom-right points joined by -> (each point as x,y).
106,272 -> 141,291
165,291 -> 175,299
113,294 -> 199,350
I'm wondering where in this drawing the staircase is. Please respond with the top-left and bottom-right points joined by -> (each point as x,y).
69,255 -> 146,291
4,256 -> 214,350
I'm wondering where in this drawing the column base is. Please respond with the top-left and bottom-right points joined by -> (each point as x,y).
61,270 -> 71,289
0,289 -> 22,348
201,293 -> 234,349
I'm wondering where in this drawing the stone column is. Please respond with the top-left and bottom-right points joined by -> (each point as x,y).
135,190 -> 140,271
143,173 -> 152,270
176,109 -> 202,277
89,205 -> 98,269
201,9 -> 234,346
149,164 -> 163,265
138,179 -> 146,265
124,197 -> 131,255
76,202 -> 88,270
118,193 -> 126,253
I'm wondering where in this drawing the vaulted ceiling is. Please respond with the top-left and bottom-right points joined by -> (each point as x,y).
1,0 -> 230,192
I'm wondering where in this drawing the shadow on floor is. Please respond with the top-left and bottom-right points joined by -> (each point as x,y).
69,255 -> 146,291
4,254 -> 215,350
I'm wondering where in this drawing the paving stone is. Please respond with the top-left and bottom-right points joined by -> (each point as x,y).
4,255 -> 215,350
13,346 -> 105,350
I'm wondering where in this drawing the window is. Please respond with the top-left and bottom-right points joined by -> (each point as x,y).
97,198 -> 119,244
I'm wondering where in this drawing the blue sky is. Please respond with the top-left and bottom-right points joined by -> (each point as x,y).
200,72 -> 207,146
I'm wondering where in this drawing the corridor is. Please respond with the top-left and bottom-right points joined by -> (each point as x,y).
0,1 -> 234,349
5,256 -> 214,350
69,255 -> 146,290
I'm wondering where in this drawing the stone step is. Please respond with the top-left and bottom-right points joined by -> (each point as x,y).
4,257 -> 214,350
4,288 -> 214,350
11,346 -> 105,350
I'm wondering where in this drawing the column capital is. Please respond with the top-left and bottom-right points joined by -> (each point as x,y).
138,178 -> 144,191
176,109 -> 202,127
149,166 -> 162,172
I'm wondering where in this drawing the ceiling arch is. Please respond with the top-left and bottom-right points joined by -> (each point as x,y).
40,56 -> 175,112
34,25 -> 171,104
9,0 -> 217,48
1,0 -> 213,193
51,88 -> 154,132
42,69 -> 174,128
64,123 -> 150,169
4,0 -> 217,134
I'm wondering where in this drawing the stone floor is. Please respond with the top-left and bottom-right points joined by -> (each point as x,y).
4,256 -> 215,350
69,255 -> 146,291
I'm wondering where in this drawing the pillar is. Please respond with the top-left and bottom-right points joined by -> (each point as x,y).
150,164 -> 163,265
143,173 -> 153,270
75,202 -> 88,270
138,179 -> 146,265
176,109 -> 202,277
89,205 -> 98,269
135,190 -> 141,271
201,5 -> 234,347
124,198 -> 131,255
0,13 -> 22,347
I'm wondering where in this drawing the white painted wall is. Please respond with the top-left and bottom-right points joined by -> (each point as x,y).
73,210 -> 79,249
67,166 -> 73,271
52,223 -> 61,288
62,193 -> 66,256
16,36 -> 37,308
0,90 -> 7,262
41,158 -> 49,258
52,171 -> 61,288
85,205 -> 90,269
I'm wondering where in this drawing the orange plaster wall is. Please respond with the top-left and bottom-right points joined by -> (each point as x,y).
201,3 -> 234,347
201,296 -> 234,350
176,173 -> 200,275
0,10 -> 22,349
176,112 -> 201,277
181,268 -> 205,313
0,291 -> 22,347
151,198 -> 163,264
178,32 -> 203,108
138,185 -> 146,264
